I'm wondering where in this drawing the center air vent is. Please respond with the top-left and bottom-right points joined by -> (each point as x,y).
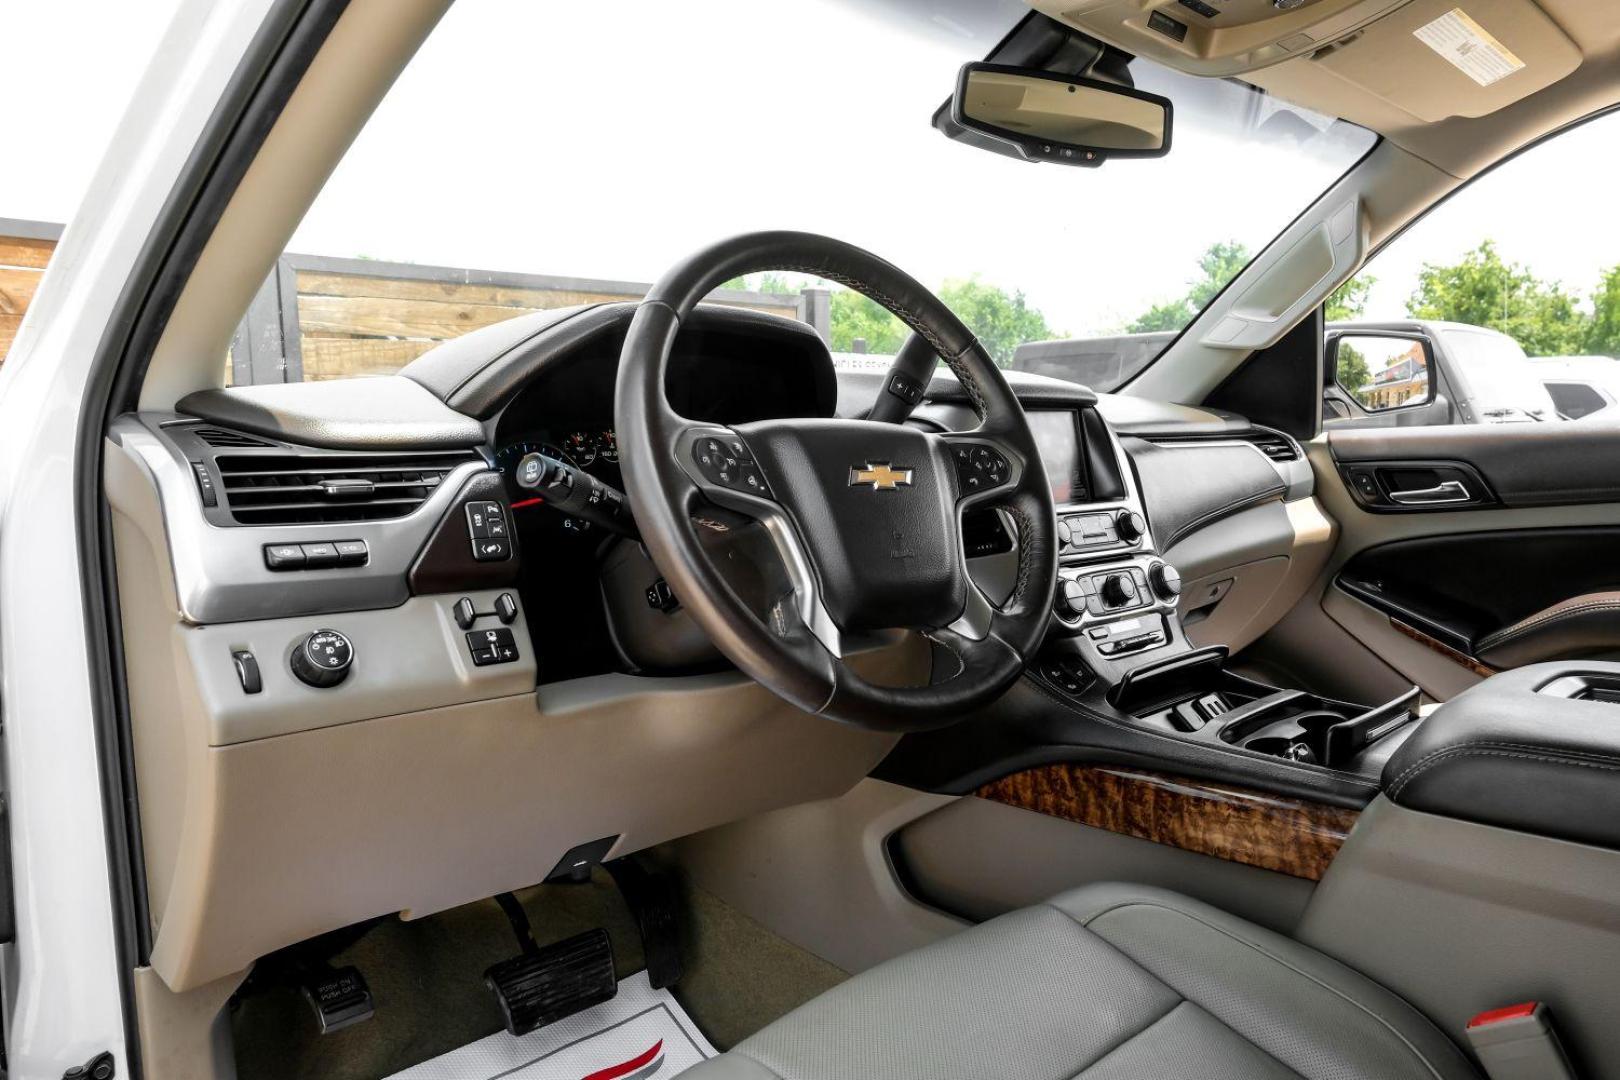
215,450 -> 477,525
1246,431 -> 1301,463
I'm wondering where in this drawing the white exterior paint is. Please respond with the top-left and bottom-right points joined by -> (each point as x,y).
0,1 -> 277,1073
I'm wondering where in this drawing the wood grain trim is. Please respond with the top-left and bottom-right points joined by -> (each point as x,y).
976,764 -> 1359,881
1391,618 -> 1497,679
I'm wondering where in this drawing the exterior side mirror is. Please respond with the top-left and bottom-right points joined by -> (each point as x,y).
1328,331 -> 1436,414
951,63 -> 1172,166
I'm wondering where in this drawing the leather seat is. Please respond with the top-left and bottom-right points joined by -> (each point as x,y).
685,884 -> 1478,1079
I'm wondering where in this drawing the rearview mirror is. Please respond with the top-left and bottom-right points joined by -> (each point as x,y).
951,63 -> 1172,166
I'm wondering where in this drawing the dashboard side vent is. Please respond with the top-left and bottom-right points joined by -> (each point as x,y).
215,450 -> 477,525
1246,431 -> 1301,463
193,426 -> 275,449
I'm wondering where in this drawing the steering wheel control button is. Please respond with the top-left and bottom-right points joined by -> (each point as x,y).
887,371 -> 925,405
300,541 -> 340,569
953,444 -> 1010,493
231,650 -> 262,695
291,629 -> 354,688
453,596 -> 477,630
644,579 -> 679,613
263,543 -> 306,571
467,627 -> 520,666
693,436 -> 771,496
1114,510 -> 1146,543
334,539 -> 369,566
495,592 -> 519,624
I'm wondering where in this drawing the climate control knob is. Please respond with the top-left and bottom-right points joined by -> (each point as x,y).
290,629 -> 353,688
1150,562 -> 1183,601
1100,573 -> 1139,607
1057,578 -> 1087,618
1114,511 -> 1146,543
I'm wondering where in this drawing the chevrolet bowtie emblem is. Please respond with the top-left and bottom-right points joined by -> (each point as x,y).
849,463 -> 914,491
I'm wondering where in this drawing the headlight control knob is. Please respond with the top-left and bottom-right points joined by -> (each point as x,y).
1150,561 -> 1183,601
290,629 -> 353,688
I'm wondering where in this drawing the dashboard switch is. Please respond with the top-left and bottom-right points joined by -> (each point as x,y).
232,650 -> 262,694
465,501 -> 509,540
264,543 -> 305,571
300,542 -> 340,569
190,461 -> 218,507
467,627 -> 520,666
453,596 -> 477,630
471,537 -> 511,562
291,629 -> 353,688
334,539 -> 369,566
495,592 -> 518,624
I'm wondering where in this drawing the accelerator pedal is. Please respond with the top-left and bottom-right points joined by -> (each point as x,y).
605,855 -> 685,990
485,892 -> 616,1036
300,964 -> 375,1034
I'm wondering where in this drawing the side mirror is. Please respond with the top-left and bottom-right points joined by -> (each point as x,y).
951,63 -> 1172,166
1328,331 -> 1436,414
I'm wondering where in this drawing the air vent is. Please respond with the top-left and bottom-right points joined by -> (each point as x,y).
215,450 -> 477,525
193,426 -> 275,449
1247,431 -> 1301,463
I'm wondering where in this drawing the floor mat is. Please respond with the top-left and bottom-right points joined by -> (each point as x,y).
386,972 -> 718,1079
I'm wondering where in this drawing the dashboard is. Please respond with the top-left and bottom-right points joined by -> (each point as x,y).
110,300 -> 1325,998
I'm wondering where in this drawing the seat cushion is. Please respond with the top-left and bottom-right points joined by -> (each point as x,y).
683,883 -> 1477,1080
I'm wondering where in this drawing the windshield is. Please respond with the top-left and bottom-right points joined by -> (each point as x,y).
1440,327 -> 1558,421
281,0 -> 1376,385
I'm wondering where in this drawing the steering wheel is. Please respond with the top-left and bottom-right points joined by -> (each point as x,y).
616,232 -> 1057,731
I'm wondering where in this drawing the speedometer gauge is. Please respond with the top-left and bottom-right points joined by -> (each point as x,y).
562,431 -> 597,466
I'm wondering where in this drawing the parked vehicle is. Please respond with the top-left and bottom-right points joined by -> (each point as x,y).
1532,354 -> 1620,420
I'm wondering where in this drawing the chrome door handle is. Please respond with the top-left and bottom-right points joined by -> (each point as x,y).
1388,480 -> 1472,505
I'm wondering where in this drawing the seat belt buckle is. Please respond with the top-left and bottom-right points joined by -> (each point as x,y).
1465,1001 -> 1577,1080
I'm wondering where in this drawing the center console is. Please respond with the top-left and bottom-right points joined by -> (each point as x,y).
1023,404 -> 1420,783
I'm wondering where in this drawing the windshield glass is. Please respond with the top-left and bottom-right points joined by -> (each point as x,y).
1440,327 -> 1558,421
280,0 -> 1376,386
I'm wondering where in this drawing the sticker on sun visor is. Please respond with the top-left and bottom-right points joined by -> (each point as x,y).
1414,8 -> 1526,87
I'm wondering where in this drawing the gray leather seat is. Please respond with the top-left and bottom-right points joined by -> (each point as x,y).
686,884 -> 1478,1079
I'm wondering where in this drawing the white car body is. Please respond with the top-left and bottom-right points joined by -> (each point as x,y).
1532,354 -> 1620,421
0,1 -> 278,1073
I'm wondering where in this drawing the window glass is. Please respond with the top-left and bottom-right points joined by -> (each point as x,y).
1326,109 -> 1620,428
231,0 -> 1373,387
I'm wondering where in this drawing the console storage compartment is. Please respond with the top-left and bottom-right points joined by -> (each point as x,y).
1110,647 -> 1420,770
1382,660 -> 1620,850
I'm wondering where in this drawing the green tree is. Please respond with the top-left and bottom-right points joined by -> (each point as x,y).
1126,240 -> 1252,333
829,290 -> 908,355
1326,273 -> 1375,321
1406,239 -> 1588,356
1585,265 -> 1620,358
937,276 -> 1058,366
1335,340 -> 1373,401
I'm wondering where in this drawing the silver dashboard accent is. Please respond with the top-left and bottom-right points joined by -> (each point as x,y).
112,415 -> 491,625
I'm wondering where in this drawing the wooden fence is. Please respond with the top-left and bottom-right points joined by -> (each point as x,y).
0,218 -> 831,382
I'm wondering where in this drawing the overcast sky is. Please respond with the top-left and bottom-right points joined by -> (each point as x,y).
5,0 -> 1618,338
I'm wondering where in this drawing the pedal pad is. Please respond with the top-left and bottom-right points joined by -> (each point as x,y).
300,964 -> 375,1034
605,855 -> 684,990
486,927 -> 617,1037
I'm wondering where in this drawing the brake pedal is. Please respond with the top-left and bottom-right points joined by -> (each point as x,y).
300,964 -> 375,1034
485,927 -> 617,1036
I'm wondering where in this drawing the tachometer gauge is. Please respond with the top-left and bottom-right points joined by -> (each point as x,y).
597,429 -> 618,463
562,430 -> 597,466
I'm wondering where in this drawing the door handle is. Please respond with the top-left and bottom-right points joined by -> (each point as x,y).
1388,480 -> 1472,505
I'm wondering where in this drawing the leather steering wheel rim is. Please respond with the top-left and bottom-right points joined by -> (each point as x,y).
615,231 -> 1057,731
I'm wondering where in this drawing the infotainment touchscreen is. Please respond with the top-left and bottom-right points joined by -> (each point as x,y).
1027,410 -> 1089,504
